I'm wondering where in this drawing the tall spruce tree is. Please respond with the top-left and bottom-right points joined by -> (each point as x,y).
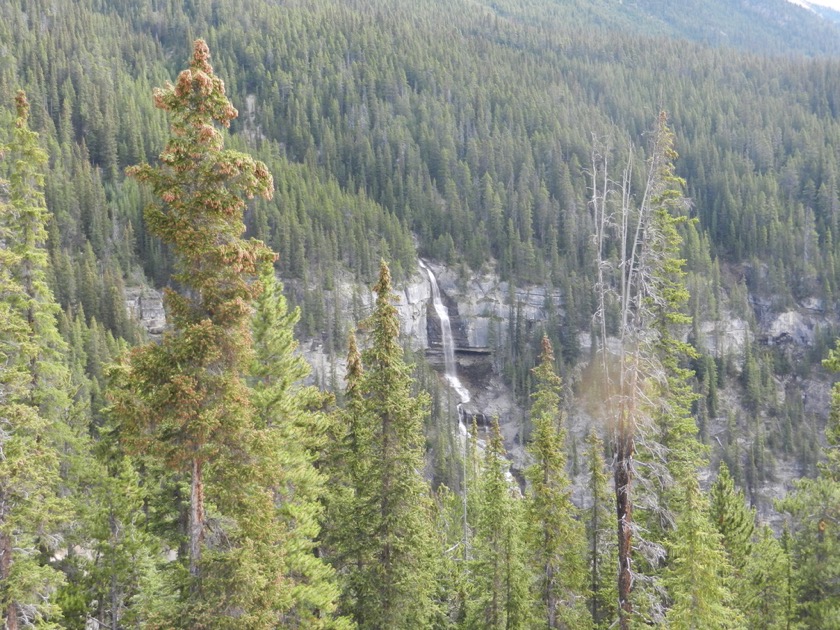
524,336 -> 588,628
644,115 -> 741,628
0,91 -> 73,630
248,265 -> 347,628
466,420 -> 530,630
332,260 -> 436,629
109,40 -> 277,625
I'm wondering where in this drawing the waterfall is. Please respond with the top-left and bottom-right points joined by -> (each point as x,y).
420,259 -> 471,558
419,260 -> 470,438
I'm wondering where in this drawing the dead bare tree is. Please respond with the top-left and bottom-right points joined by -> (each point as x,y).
590,112 -> 691,629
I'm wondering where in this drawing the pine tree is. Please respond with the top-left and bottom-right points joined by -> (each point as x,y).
248,265 -> 347,628
466,420 -> 530,630
524,336 -> 588,628
663,479 -> 744,630
709,462 -> 761,627
0,90 -> 73,630
60,453 -> 166,629
331,260 -> 436,629
741,525 -> 790,630
110,40 -> 276,624
710,462 -> 754,577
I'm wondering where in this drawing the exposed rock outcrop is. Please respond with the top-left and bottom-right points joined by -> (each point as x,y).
124,287 -> 166,338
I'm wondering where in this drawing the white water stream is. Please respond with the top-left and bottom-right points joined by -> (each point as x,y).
418,260 -> 470,436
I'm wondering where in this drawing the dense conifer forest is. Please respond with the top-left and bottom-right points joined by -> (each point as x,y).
1,0 -> 840,627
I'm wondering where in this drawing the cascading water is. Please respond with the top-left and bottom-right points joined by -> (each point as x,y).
419,259 -> 471,558
419,260 -> 470,436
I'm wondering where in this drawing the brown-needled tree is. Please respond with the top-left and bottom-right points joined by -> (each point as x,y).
110,40 -> 276,624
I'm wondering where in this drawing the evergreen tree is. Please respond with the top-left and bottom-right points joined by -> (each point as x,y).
248,265 -> 347,628
524,336 -> 588,628
332,260 -> 436,629
0,90 -> 75,630
778,340 -> 840,627
710,462 -> 754,580
109,40 -> 277,625
466,420 -> 530,630
741,525 -> 790,630
663,479 -> 744,629
60,454 -> 166,629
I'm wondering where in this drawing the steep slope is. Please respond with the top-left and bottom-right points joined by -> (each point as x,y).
472,0 -> 840,56
2,0 -> 840,517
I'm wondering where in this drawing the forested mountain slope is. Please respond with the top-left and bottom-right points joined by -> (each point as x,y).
2,0 -> 840,626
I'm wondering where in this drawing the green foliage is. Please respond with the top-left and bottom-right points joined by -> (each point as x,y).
465,420 -> 529,630
776,340 -> 840,628
710,462 -> 754,574
328,260 -> 436,629
249,266 -> 348,628
663,480 -> 744,630
524,337 -> 588,628
2,0 -> 840,624
741,525 -> 792,630
109,41 -> 291,626
0,90 -> 74,629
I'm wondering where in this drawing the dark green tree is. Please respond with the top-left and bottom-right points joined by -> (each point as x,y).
584,430 -> 617,629
332,260 -> 436,628
778,340 -> 840,627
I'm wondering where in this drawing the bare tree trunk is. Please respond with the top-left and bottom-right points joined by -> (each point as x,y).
1,531 -> 18,630
615,416 -> 634,630
189,458 -> 204,582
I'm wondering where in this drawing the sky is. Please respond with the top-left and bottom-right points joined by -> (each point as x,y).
802,0 -> 840,11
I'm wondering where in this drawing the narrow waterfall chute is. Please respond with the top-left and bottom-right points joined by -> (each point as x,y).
419,260 -> 470,403
419,260 -> 471,437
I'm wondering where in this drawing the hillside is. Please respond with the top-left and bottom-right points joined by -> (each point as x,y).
2,0 -> 840,626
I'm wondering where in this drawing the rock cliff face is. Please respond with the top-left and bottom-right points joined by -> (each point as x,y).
126,260 -> 839,525
124,287 -> 166,338
424,261 -> 561,350
404,261 -> 839,527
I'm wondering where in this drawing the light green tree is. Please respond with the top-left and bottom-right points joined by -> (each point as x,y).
524,336 -> 588,628
248,265 -> 348,628
663,479 -> 744,629
710,462 -> 754,575
466,420 -> 530,630
741,524 -> 791,629
0,90 -> 73,630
